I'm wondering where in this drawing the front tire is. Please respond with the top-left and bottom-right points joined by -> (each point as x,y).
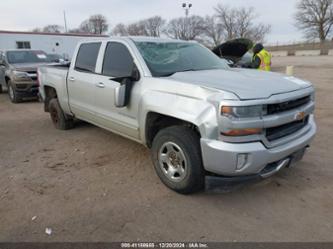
151,126 -> 205,194
48,98 -> 74,130
8,81 -> 21,103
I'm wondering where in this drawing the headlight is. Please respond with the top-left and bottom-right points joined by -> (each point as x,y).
12,70 -> 30,80
221,105 -> 266,118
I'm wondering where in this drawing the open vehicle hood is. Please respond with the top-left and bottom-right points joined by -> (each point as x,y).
168,68 -> 312,100
212,38 -> 253,59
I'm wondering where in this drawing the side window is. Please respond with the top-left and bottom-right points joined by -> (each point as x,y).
75,42 -> 101,73
102,42 -> 134,77
16,41 -> 31,49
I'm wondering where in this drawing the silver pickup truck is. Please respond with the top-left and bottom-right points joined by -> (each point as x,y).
38,37 -> 316,194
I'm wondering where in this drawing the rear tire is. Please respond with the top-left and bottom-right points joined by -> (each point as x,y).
8,80 -> 21,103
49,98 -> 74,130
151,126 -> 205,194
0,84 -> 3,94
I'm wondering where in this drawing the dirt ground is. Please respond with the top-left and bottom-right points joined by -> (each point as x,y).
0,56 -> 332,242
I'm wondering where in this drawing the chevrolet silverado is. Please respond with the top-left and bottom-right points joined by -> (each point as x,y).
38,37 -> 316,194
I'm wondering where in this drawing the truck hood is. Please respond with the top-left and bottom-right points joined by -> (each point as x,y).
12,62 -> 50,72
168,68 -> 312,100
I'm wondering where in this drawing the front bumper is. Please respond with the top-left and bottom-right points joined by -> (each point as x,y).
13,81 -> 39,98
200,115 -> 316,177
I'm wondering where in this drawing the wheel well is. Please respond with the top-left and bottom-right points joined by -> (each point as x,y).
44,86 -> 57,112
145,112 -> 200,148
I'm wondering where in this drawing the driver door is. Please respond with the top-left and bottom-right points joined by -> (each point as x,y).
93,41 -> 139,139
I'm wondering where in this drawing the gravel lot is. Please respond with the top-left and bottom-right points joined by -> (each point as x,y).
0,56 -> 332,242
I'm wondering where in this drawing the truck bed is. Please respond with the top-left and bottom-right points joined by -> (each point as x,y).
38,63 -> 70,113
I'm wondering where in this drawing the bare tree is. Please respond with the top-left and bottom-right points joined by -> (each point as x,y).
42,25 -> 63,33
80,14 -> 109,34
113,16 -> 165,37
127,22 -> 148,36
31,28 -> 42,32
295,0 -> 333,42
248,23 -> 271,43
113,23 -> 129,36
143,16 -> 166,37
214,5 -> 237,40
113,22 -> 147,36
31,25 -> 63,33
68,28 -> 85,34
79,20 -> 92,33
234,7 -> 255,38
165,15 -> 205,40
214,4 -> 271,42
202,15 -> 224,47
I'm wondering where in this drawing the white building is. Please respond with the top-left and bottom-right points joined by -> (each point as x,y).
0,30 -> 107,59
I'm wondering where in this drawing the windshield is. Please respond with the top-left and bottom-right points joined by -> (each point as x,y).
135,42 -> 229,77
47,54 -> 60,61
6,50 -> 49,64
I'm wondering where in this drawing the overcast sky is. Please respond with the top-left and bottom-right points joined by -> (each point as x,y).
1,0 -> 303,44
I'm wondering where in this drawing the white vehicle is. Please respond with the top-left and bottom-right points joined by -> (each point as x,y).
38,37 -> 316,194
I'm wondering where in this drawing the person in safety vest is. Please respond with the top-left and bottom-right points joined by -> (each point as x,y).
247,43 -> 272,71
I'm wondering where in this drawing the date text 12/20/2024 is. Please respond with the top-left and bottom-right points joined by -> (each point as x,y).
120,242 -> 208,248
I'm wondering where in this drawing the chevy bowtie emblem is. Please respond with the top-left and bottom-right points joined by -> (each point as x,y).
295,112 -> 306,121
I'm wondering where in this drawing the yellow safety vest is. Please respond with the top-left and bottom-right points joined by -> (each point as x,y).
253,49 -> 272,71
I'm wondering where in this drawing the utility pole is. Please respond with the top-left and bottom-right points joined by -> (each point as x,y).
182,3 -> 192,40
63,11 -> 68,33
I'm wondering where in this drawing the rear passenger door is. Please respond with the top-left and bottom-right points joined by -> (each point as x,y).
67,42 -> 101,121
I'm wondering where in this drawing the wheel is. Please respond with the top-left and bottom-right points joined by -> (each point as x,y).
7,80 -> 21,103
48,98 -> 74,130
0,84 -> 3,94
151,126 -> 205,194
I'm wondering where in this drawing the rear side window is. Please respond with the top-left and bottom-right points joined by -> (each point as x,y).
102,42 -> 133,77
75,43 -> 101,73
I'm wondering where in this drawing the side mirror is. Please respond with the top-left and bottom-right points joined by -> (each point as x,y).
114,83 -> 127,108
114,63 -> 140,108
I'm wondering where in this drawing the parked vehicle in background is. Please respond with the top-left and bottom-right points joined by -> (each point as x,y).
47,53 -> 69,64
39,37 -> 316,194
0,49 -> 49,103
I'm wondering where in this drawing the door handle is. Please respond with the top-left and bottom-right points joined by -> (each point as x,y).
68,77 -> 75,82
96,82 -> 105,88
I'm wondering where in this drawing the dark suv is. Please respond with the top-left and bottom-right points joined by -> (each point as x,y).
0,49 -> 49,103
